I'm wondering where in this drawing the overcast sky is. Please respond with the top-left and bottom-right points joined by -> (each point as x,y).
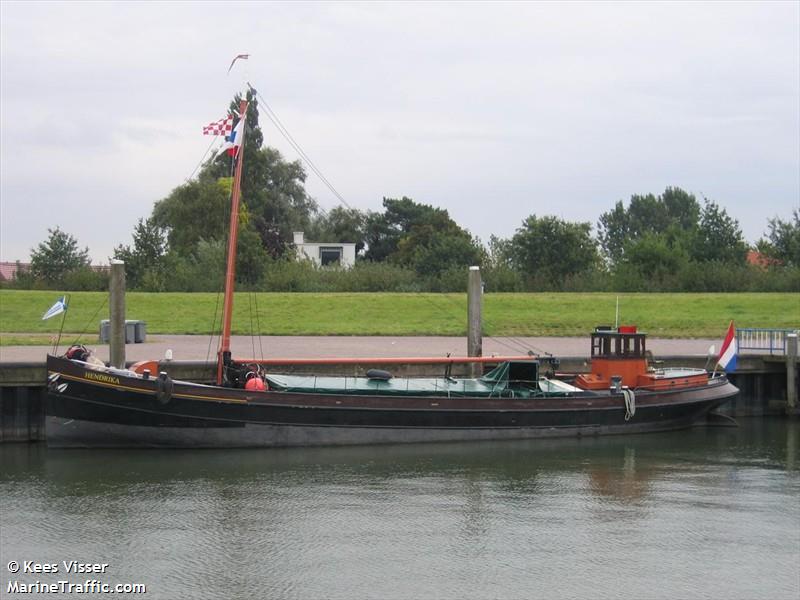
1,1 -> 798,263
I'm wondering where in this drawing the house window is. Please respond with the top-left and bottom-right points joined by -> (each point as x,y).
320,247 -> 343,266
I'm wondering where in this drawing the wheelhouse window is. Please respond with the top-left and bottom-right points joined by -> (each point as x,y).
320,247 -> 343,266
590,331 -> 647,359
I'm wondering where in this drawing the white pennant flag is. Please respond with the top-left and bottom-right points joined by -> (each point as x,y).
42,296 -> 67,320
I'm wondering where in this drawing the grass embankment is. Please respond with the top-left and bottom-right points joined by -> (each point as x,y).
0,290 -> 797,345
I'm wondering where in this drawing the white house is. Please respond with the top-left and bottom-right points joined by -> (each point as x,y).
293,232 -> 356,268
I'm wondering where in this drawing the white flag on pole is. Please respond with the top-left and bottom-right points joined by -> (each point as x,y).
42,296 -> 67,320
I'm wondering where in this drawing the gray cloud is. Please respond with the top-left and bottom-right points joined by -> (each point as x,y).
1,1 -> 797,263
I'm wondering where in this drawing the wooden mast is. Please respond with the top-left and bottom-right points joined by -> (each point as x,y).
217,97 -> 249,385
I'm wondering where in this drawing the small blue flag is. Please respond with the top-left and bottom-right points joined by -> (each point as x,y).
42,296 -> 67,320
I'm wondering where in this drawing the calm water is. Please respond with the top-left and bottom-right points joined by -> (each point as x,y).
1,420 -> 798,600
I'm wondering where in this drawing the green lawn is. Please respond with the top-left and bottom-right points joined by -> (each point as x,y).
0,333 -> 63,347
0,290 -> 797,342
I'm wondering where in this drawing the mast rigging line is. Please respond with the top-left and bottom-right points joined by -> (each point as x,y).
245,85 -> 543,355
206,151 -> 239,365
185,135 -> 220,183
217,84 -> 545,361
69,297 -> 109,349
205,289 -> 224,365
218,97 -> 251,382
412,291 -> 545,357
248,84 -> 354,211
248,292 -> 257,360
253,291 -> 265,362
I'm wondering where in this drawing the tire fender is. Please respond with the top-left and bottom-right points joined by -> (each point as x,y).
156,372 -> 173,405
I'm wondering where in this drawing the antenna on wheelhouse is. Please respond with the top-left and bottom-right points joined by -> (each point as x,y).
217,95 -> 250,385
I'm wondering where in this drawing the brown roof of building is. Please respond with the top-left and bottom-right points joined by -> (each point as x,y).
0,261 -> 109,281
0,261 -> 28,281
746,250 -> 780,268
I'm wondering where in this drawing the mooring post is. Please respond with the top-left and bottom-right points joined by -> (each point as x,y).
109,259 -> 126,369
786,333 -> 797,415
467,266 -> 483,378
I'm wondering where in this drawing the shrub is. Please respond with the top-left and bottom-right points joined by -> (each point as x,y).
61,267 -> 110,291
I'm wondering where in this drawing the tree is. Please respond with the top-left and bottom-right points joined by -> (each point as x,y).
597,187 -> 701,265
364,197 -> 452,262
620,232 -> 690,282
662,187 -> 701,230
597,201 -> 629,265
758,209 -> 800,266
141,88 -> 319,282
485,235 -> 514,269
30,227 -> 91,284
690,199 -> 747,264
164,239 -> 226,292
508,215 -> 599,283
151,175 -> 231,256
363,209 -> 399,263
203,90 -> 318,257
151,175 -> 269,286
406,232 -> 484,278
242,146 -> 317,257
145,89 -> 317,268
234,204 -> 270,285
309,207 -> 370,254
113,217 -> 167,289
363,197 -> 483,276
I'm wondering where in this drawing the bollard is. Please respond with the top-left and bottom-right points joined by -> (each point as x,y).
109,260 -> 126,369
467,266 -> 482,378
787,333 -> 797,415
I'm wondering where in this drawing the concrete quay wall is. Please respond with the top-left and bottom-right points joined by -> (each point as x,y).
1,350 -> 795,443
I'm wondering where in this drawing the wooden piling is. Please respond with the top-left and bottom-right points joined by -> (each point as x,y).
786,333 -> 797,415
467,266 -> 482,378
109,260 -> 126,369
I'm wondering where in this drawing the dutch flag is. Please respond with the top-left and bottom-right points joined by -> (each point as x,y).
717,321 -> 738,373
221,117 -> 245,157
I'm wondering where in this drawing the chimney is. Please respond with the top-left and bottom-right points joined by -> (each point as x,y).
293,231 -> 304,245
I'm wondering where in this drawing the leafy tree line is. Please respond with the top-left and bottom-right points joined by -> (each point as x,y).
8,91 -> 799,293
9,227 -> 109,291
13,189 -> 798,293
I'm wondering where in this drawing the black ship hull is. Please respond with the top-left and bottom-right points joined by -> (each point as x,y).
45,355 -> 739,448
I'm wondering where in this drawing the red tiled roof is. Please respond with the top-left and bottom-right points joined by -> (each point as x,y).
0,261 -> 28,281
746,250 -> 779,268
0,261 -> 109,281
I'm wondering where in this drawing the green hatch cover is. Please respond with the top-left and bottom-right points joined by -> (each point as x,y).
264,360 -> 541,398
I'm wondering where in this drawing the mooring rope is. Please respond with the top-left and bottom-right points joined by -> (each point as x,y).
623,388 -> 636,421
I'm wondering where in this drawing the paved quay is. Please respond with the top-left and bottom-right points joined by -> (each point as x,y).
0,335 -> 719,363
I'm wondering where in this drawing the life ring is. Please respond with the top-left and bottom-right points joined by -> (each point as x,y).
156,372 -> 173,405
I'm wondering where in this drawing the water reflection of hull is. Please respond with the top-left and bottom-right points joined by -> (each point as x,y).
46,355 -> 739,449
4,422 -> 795,600
6,421 -> 793,505
0,429 -> 695,483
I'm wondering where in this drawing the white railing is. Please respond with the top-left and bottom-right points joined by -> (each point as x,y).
736,328 -> 799,355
